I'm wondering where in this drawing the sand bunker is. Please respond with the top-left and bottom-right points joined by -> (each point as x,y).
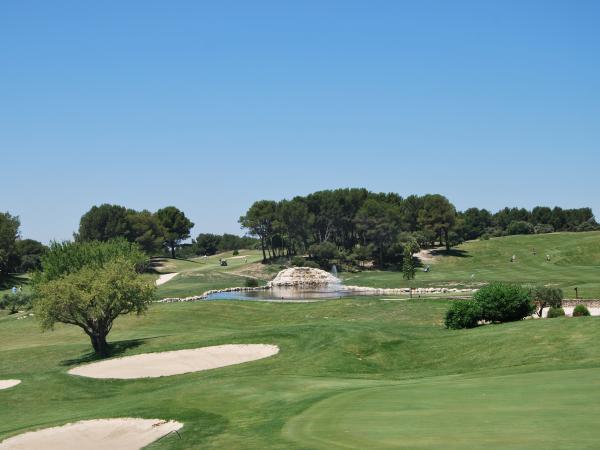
0,380 -> 20,390
0,418 -> 182,450
68,344 -> 279,379
155,272 -> 178,286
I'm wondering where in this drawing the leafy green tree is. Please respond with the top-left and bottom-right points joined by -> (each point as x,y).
155,207 -> 194,258
239,200 -> 277,262
76,204 -> 130,242
14,239 -> 47,272
0,212 -> 20,277
195,233 -> 221,255
532,286 -> 563,317
474,283 -> 534,323
418,195 -> 456,251
308,241 -> 339,268
506,220 -> 534,235
35,258 -> 154,356
126,210 -> 165,254
355,199 -> 402,266
35,239 -> 147,284
0,291 -> 33,314
402,247 -> 416,280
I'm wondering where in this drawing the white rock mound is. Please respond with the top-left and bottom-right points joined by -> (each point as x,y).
269,267 -> 340,287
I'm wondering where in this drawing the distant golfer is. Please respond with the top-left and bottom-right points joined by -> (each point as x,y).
511,255 -> 516,263
11,286 -> 17,294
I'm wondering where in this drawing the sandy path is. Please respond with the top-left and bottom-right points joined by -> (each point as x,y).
69,344 -> 279,379
0,380 -> 20,390
0,418 -> 182,450
155,272 -> 178,286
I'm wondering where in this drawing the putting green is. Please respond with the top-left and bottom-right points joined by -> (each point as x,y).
283,367 -> 600,449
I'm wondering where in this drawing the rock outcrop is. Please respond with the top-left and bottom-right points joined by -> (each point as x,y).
268,267 -> 340,287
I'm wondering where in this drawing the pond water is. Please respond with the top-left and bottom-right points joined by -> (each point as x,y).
206,285 -> 359,301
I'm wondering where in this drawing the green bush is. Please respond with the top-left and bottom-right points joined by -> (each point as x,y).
444,301 -> 482,329
573,304 -> 591,317
534,223 -> 554,234
303,261 -> 320,269
507,221 -> 534,235
0,292 -> 33,314
474,282 -> 534,323
291,256 -> 305,267
547,307 -> 565,318
232,249 -> 239,256
244,278 -> 260,287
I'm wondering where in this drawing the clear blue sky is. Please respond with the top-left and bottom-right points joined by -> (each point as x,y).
1,1 -> 599,243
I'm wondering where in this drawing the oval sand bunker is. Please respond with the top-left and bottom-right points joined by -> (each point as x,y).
0,418 -> 182,450
0,380 -> 20,390
69,344 -> 279,379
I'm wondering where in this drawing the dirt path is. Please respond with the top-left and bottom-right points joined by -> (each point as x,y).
155,272 -> 178,286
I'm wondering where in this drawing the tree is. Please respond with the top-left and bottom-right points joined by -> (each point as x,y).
506,220 -> 534,235
126,210 -> 165,254
308,241 -> 339,269
14,239 -> 47,272
35,239 -> 147,284
239,200 -> 277,262
76,204 -> 130,242
35,258 -> 154,356
474,283 -> 534,323
0,212 -> 20,277
418,195 -> 456,251
195,233 -> 221,255
355,199 -> 402,266
155,207 -> 194,258
402,247 -> 416,280
532,286 -> 563,317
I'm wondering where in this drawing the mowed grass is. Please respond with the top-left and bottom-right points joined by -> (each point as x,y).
151,250 -> 272,298
1,297 -> 600,448
342,231 -> 600,298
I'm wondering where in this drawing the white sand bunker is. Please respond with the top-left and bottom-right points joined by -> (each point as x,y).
0,380 -> 21,390
69,344 -> 279,379
0,418 -> 182,450
155,272 -> 178,286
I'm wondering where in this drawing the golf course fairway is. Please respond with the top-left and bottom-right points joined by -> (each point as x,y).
284,367 -> 600,449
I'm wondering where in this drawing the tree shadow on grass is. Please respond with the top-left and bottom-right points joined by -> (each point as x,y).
430,249 -> 472,258
59,335 -> 168,366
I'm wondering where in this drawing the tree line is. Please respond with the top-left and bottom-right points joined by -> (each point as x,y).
239,188 -> 598,267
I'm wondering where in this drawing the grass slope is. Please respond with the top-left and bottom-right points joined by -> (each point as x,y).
342,231 -> 600,298
151,250 -> 275,298
1,297 -> 599,449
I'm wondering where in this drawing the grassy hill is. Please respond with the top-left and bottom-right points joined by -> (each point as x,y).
342,231 -> 600,298
1,297 -> 599,448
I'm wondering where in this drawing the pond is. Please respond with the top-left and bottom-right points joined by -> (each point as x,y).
205,285 -> 360,301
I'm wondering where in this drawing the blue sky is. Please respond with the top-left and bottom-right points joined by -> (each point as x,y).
1,1 -> 599,243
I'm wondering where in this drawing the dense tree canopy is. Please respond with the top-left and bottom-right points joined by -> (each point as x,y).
155,206 -> 194,258
0,212 -> 20,277
33,240 -> 153,356
239,189 -> 598,268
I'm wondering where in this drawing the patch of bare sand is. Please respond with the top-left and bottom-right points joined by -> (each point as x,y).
68,344 -> 279,379
0,418 -> 182,450
0,380 -> 20,390
155,272 -> 178,286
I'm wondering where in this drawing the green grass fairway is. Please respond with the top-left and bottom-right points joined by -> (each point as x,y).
342,231 -> 600,298
152,250 -> 274,298
284,368 -> 600,449
1,296 -> 600,448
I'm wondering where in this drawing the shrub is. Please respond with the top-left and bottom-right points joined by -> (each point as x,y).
474,282 -> 534,323
444,300 -> 482,329
232,249 -> 239,256
532,286 -> 563,316
534,223 -> 554,234
573,304 -> 591,317
0,292 -> 33,314
303,261 -> 320,269
291,256 -> 305,267
547,307 -> 565,318
244,277 -> 259,287
507,221 -> 534,235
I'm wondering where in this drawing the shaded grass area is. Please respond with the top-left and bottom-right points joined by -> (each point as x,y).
342,231 -> 600,298
1,298 -> 600,448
